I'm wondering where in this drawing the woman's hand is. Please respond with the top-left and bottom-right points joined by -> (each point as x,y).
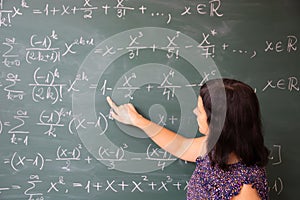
106,96 -> 141,126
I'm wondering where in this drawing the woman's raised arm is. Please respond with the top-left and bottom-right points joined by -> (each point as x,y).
106,96 -> 206,162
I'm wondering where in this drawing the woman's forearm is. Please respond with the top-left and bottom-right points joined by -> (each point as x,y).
133,115 -> 195,160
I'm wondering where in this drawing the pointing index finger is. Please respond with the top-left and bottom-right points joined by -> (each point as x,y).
106,96 -> 118,111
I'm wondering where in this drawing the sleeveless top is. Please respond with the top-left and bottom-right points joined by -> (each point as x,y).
187,155 -> 269,200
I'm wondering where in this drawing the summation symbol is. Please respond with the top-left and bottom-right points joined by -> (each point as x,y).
1,37 -> 21,67
24,175 -> 43,200
7,110 -> 30,146
4,73 -> 25,100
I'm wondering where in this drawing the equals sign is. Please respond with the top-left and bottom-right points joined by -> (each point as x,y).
4,159 -> 10,164
131,158 -> 142,161
4,122 -> 11,126
11,185 -> 21,190
89,84 -> 97,89
32,10 -> 42,14
0,187 -> 10,193
94,49 -> 103,54
73,183 -> 83,187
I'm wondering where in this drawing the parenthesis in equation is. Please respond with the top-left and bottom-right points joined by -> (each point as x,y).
98,112 -> 108,135
31,86 -> 41,103
167,13 -> 171,24
115,147 -> 125,160
45,36 -> 52,49
25,51 -> 32,64
46,86 -> 60,105
32,67 -> 57,85
33,67 -> 42,85
146,144 -> 152,159
30,34 -> 52,49
36,153 -> 45,171
11,152 -> 20,172
47,70 -> 56,86
73,147 -> 81,160
56,146 -> 63,160
0,120 -> 3,134
68,118 -> 76,134
98,146 -> 106,160
276,177 -> 284,195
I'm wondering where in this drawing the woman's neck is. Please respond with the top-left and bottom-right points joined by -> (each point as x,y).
227,152 -> 240,164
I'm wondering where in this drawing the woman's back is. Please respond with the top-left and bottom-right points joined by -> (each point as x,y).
187,155 -> 268,200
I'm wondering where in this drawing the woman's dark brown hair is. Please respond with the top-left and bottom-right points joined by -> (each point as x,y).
200,78 -> 269,170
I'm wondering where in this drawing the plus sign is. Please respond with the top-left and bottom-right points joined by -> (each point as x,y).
150,44 -> 157,52
118,181 -> 129,191
148,182 -> 157,190
50,7 -> 60,15
85,156 -> 92,164
93,182 -> 102,191
71,6 -> 79,14
222,43 -> 229,50
139,5 -> 147,14
102,4 -> 110,15
173,182 -> 181,190
146,84 -> 153,92
168,115 -> 178,125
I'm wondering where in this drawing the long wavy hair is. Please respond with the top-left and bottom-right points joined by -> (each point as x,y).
200,78 -> 269,170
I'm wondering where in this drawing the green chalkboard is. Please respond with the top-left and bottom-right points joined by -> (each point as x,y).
0,0 -> 299,199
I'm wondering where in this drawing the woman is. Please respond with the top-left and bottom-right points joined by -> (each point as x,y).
107,78 -> 269,199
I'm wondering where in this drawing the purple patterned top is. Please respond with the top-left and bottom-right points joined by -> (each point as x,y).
187,155 -> 268,200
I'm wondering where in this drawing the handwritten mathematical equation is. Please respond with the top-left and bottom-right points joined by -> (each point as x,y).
0,68 -> 219,146
1,30 -> 297,68
0,105 -> 180,145
1,62 -> 218,106
0,174 -> 283,198
1,67 -> 89,103
94,31 -> 298,60
3,143 -> 283,172
0,174 -> 189,198
0,107 -> 107,143
3,143 -> 178,172
1,31 -> 94,68
0,1 -> 296,199
0,0 -> 223,27
0,144 -> 284,197
99,69 -> 218,100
